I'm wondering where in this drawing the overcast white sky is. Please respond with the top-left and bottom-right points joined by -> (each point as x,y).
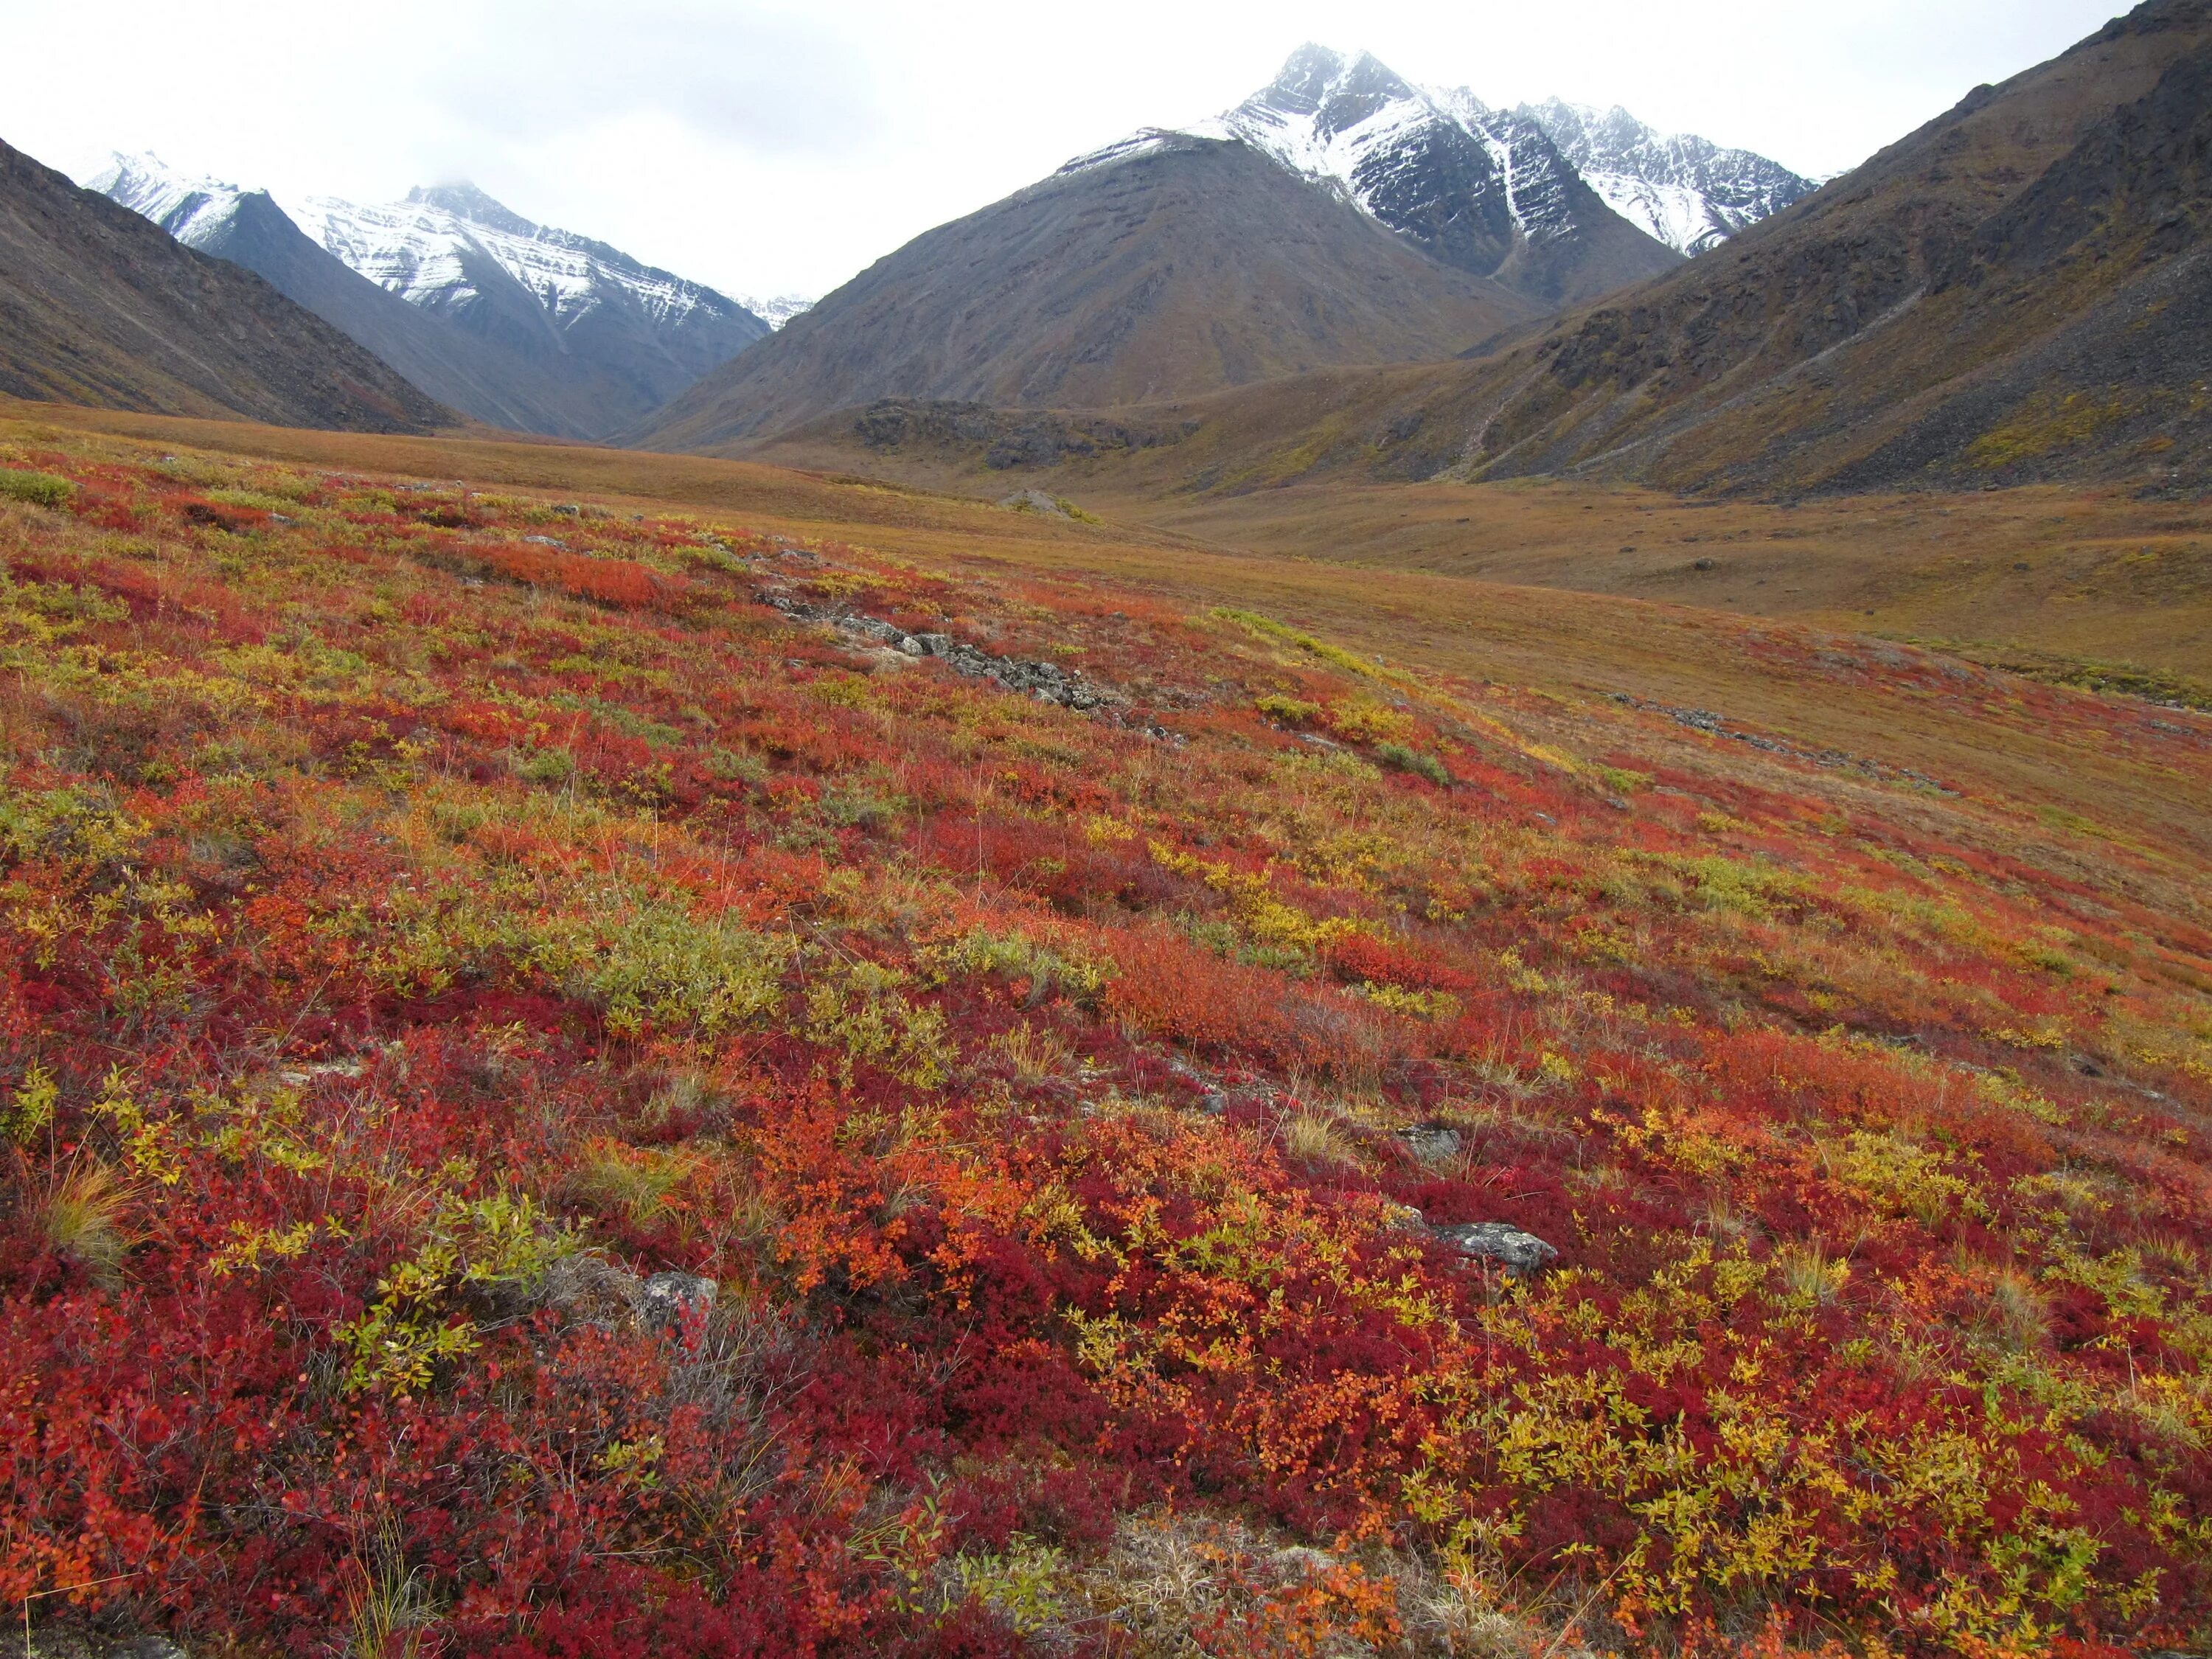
2,0 -> 2131,304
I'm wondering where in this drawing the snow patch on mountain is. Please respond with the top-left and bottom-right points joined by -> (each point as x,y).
1521,98 -> 1816,255
284,184 -> 757,335
89,153 -> 251,248
740,295 -> 816,331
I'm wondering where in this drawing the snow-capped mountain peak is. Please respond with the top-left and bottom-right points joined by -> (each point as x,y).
1072,45 -> 1814,290
92,153 -> 776,436
407,181 -> 537,238
1192,45 -> 1592,265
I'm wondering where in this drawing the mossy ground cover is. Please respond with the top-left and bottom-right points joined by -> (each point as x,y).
0,425 -> 2208,1657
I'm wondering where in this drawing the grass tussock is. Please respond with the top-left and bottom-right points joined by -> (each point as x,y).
35,1161 -> 135,1282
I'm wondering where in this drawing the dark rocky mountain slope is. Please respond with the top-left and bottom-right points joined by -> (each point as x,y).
1430,0 -> 2212,493
0,139 -> 447,432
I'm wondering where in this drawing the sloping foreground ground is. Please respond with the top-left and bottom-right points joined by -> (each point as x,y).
0,417 -> 2208,1657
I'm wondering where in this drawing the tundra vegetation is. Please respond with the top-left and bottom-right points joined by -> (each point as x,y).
0,425 -> 2208,1658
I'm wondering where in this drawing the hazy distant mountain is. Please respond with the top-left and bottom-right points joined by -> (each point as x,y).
96,155 -> 768,438
636,131 -> 1542,452
1520,99 -> 1818,255
96,154 -> 619,436
291,184 -> 767,399
1,137 -> 447,431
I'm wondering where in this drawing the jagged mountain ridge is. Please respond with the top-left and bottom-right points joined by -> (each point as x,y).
96,155 -> 769,438
895,0 -> 2212,498
1176,45 -> 1682,306
1172,46 -> 1814,275
744,0 -> 2212,499
1520,98 -> 1818,256
0,137 -> 447,432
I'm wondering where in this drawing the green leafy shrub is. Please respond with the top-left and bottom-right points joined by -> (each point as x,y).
1374,742 -> 1450,786
1255,692 -> 1323,723
0,468 -> 76,509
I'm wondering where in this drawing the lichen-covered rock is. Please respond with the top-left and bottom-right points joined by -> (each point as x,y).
1430,1220 -> 1559,1276
535,1256 -> 718,1335
1396,1124 -> 1464,1165
639,1270 -> 719,1332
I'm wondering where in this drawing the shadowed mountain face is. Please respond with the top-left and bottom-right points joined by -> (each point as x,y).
634,134 -> 1543,453
0,139 -> 447,432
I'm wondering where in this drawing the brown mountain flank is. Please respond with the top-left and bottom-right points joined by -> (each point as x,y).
0,139 -> 448,433
633,134 -> 1540,453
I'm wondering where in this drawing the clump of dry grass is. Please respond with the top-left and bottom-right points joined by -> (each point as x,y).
37,1161 -> 135,1282
344,1516 -> 435,1658
1978,1261 -> 2050,1353
1775,1240 -> 1851,1307
1388,1548 -> 1604,1658
637,1067 -> 724,1131
565,1139 -> 696,1225
990,1022 -> 1076,1086
1282,1109 -> 1365,1172
1058,1510 -> 1589,1658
